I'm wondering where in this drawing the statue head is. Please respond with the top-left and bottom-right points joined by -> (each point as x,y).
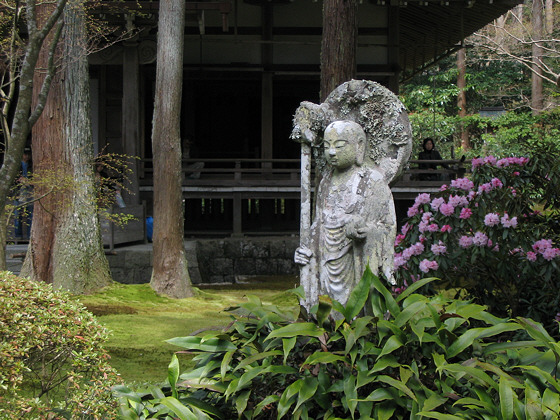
323,121 -> 366,170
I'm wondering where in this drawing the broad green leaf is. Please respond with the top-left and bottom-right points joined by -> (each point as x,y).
180,397 -> 225,419
316,299 -> 332,327
377,335 -> 403,360
237,365 -> 267,389
400,366 -> 413,385
177,379 -> 228,393
375,375 -> 417,402
422,393 -> 448,412
221,349 -> 234,378
363,388 -> 394,402
483,340 -> 540,355
369,355 -> 400,374
253,395 -> 280,418
516,365 -> 560,393
167,336 -> 237,352
343,375 -> 358,417
517,317 -> 555,348
277,379 -> 303,419
235,390 -> 251,416
416,411 -> 464,419
265,322 -> 325,340
441,364 -> 498,390
374,402 -> 396,420
499,377 -> 514,420
159,397 -> 198,420
344,266 -> 375,321
294,377 -> 318,412
168,354 -> 180,399
446,323 -> 521,358
395,300 -> 428,328
302,351 -> 347,366
233,350 -> 283,372
396,277 -> 437,302
453,397 -> 494,411
282,337 -> 297,365
370,268 -> 401,317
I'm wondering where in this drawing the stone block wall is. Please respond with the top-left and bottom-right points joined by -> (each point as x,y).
195,237 -> 299,284
104,238 -> 299,285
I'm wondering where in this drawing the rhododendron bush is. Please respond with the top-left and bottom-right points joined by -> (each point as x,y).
395,152 -> 560,332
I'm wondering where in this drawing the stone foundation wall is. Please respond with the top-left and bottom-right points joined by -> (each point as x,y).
105,238 -> 299,285
195,237 -> 299,284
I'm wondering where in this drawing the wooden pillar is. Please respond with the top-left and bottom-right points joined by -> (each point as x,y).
261,4 -> 273,167
388,6 -> 400,94
232,193 -> 243,237
122,40 -> 140,204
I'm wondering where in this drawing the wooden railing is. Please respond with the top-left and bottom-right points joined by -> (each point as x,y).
136,157 -> 469,236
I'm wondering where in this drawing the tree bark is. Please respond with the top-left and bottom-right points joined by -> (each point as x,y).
320,0 -> 358,101
457,47 -> 469,150
150,0 -> 193,298
23,0 -> 112,292
0,0 -> 65,270
532,0 -> 544,114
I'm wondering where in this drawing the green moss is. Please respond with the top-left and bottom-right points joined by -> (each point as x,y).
74,276 -> 298,384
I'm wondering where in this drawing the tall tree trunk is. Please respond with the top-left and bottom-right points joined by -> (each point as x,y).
532,0 -> 544,114
457,47 -> 469,150
545,0 -> 553,34
320,0 -> 358,101
150,0 -> 193,298
0,1 -> 65,270
24,0 -> 112,292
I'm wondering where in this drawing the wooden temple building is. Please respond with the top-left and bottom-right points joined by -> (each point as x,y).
88,0 -> 520,240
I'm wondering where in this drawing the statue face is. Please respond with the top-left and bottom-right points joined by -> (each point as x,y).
324,125 -> 359,170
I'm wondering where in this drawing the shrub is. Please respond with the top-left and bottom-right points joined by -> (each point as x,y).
115,268 -> 560,419
395,152 -> 560,333
0,271 -> 119,419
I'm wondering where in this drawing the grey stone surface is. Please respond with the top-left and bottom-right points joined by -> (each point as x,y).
6,237 -> 300,285
292,80 -> 412,309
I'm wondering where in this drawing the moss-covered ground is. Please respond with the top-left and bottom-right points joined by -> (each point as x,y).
74,276 -> 299,385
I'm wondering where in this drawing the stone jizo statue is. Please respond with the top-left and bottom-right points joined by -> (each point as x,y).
292,80 -> 412,310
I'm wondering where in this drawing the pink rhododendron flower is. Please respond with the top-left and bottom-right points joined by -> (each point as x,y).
440,184 -> 448,191
415,193 -> 431,205
431,242 -> 447,255
484,213 -> 500,226
419,259 -> 439,273
402,242 -> 424,259
451,178 -> 474,191
542,248 -> 560,261
407,205 -> 419,218
513,171 -> 520,176
394,234 -> 405,246
441,224 -> 452,233
533,239 -> 553,254
401,223 -> 411,235
526,251 -> 537,262
422,212 -> 433,223
439,203 -> 455,216
427,223 -> 439,232
459,236 -> 473,248
491,178 -> 503,188
448,195 -> 469,207
478,183 -> 493,194
483,156 -> 497,166
471,158 -> 484,169
394,253 -> 407,268
418,221 -> 429,233
468,191 -> 476,201
430,198 -> 445,211
510,188 -> 517,197
500,214 -> 518,228
473,232 -> 489,246
459,208 -> 472,219
492,243 -> 500,252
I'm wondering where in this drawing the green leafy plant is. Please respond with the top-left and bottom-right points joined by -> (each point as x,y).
116,267 -> 560,419
395,152 -> 560,333
0,271 -> 120,419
